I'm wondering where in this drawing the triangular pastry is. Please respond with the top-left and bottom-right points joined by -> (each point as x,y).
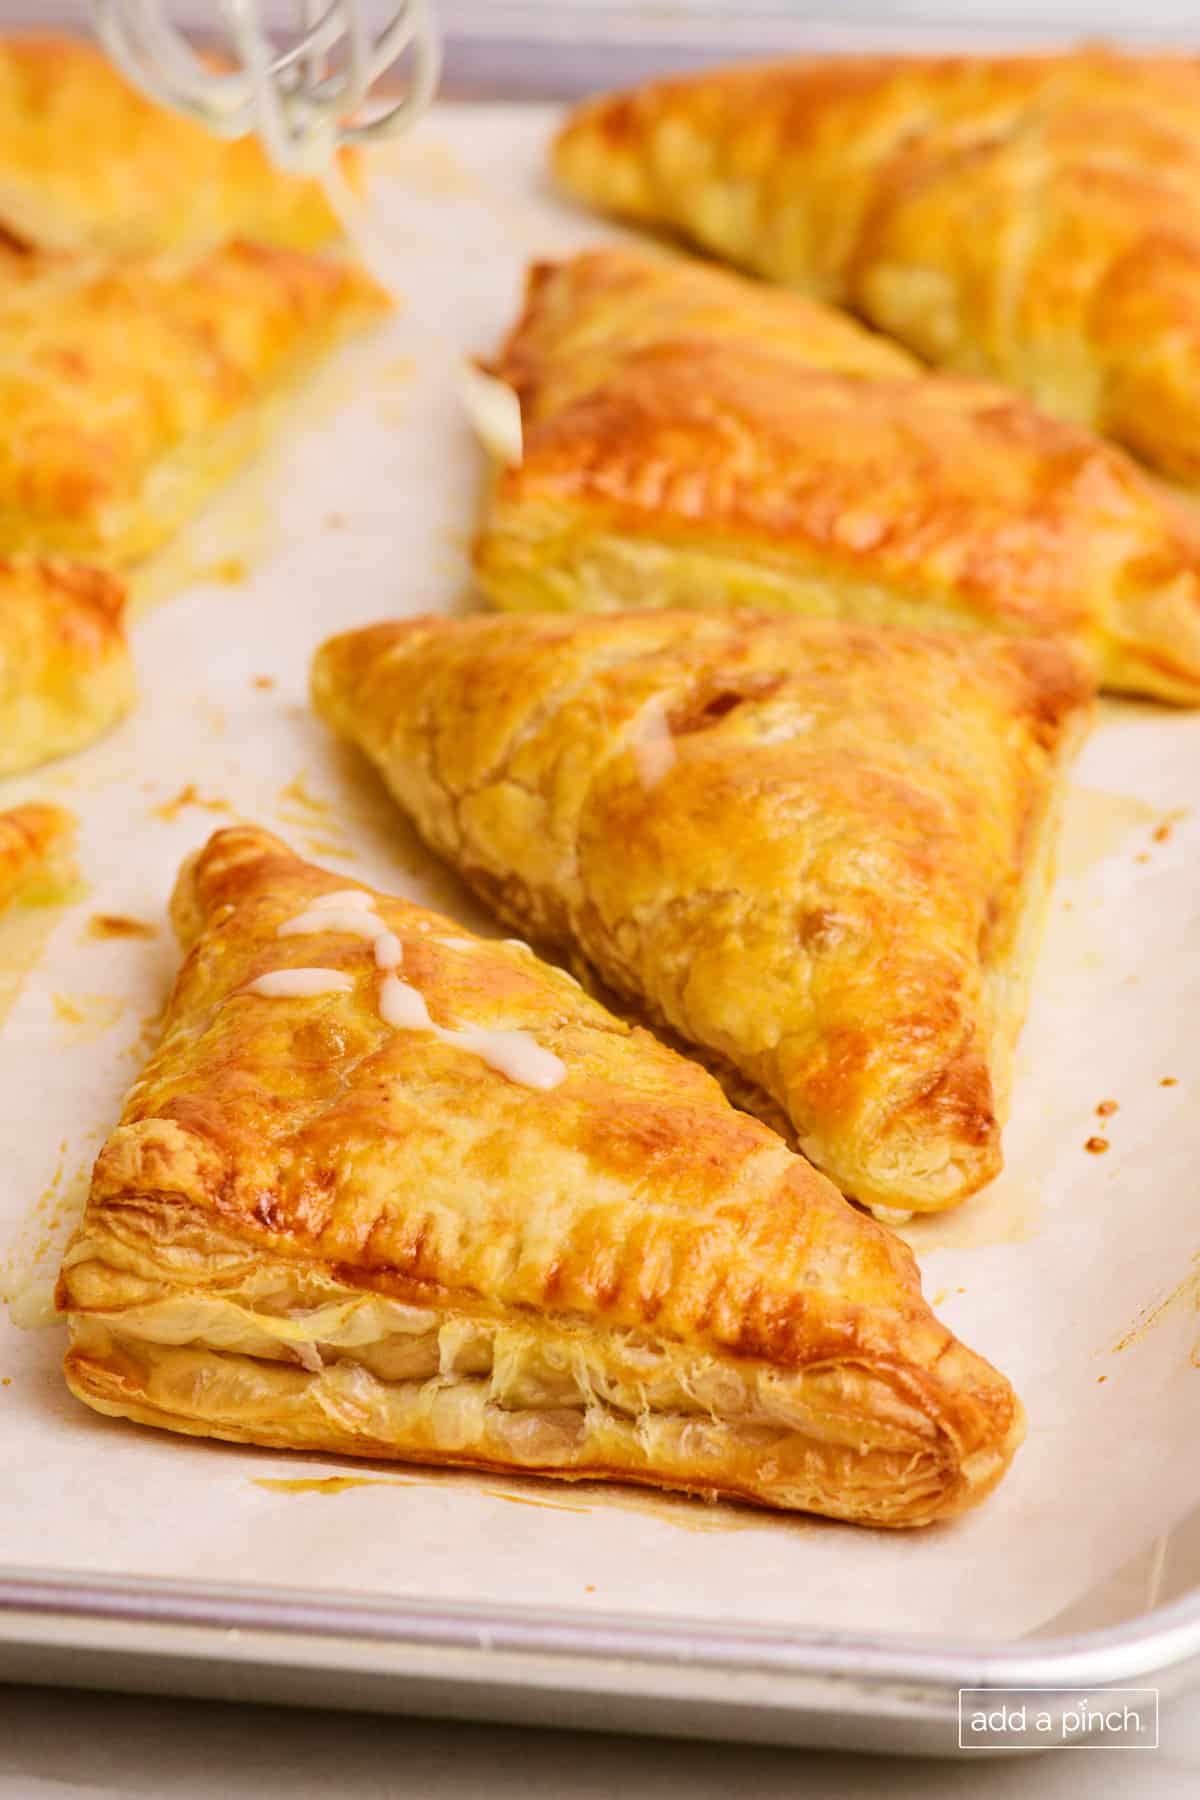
0,33 -> 358,255
0,803 -> 74,913
474,248 -> 1200,703
56,825 -> 1023,1526
313,612 -> 1092,1214
0,557 -> 133,775
0,238 -> 390,564
554,52 -> 1200,493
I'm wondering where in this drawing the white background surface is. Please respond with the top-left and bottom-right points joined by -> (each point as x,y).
2,1682 -> 1200,1796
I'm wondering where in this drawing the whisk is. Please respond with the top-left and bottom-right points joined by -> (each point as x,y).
92,1 -> 441,173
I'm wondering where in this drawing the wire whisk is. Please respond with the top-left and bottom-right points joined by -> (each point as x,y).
93,1 -> 441,172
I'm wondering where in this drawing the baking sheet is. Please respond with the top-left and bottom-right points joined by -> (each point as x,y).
0,101 -> 1197,1649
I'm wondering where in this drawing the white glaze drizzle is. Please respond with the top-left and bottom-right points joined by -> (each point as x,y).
246,969 -> 354,998
263,897 -> 566,1092
278,907 -> 384,942
373,930 -> 404,970
379,972 -> 566,1090
378,971 -> 434,1031
632,698 -> 677,791
305,889 -> 378,911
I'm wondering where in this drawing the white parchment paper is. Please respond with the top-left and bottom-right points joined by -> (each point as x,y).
0,105 -> 1197,1648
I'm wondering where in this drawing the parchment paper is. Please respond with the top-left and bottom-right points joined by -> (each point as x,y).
1,104 -> 1197,1647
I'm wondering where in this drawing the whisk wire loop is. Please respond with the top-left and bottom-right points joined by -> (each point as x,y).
92,0 -> 440,168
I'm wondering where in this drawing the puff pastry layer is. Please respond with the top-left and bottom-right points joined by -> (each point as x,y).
0,239 -> 390,564
0,33 -> 356,255
313,613 -> 1091,1213
0,558 -> 133,775
57,825 -> 1023,1525
0,802 -> 75,912
475,248 -> 1200,703
555,51 -> 1200,491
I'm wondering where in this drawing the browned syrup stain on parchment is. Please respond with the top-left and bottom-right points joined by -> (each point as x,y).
253,1472 -> 773,1533
51,991 -> 124,1042
1054,776 -> 1189,912
0,904 -> 64,1030
1112,1253 -> 1200,1357
898,1176 -> 1040,1254
254,1475 -> 421,1497
203,557 -> 247,586
277,772 -> 357,863
481,1490 -> 591,1516
87,914 -> 158,941
152,784 -> 233,824
1,1141 -> 94,1314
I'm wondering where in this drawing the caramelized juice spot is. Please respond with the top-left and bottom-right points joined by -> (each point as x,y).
254,1475 -> 418,1496
87,913 -> 158,941
152,783 -> 232,824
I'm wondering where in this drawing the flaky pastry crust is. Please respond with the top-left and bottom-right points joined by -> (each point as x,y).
0,33 -> 358,255
313,613 -> 1092,1213
0,557 -> 133,774
555,52 -> 1200,493
0,239 -> 390,564
57,825 -> 1023,1526
0,802 -> 75,911
475,248 -> 1200,703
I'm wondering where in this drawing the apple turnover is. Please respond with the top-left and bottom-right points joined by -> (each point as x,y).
313,611 -> 1092,1214
555,51 -> 1200,491
473,247 -> 1200,703
0,33 -> 357,255
56,825 -> 1023,1526
0,238 -> 390,564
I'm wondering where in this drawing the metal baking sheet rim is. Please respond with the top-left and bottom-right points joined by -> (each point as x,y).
1,1565 -> 1199,1752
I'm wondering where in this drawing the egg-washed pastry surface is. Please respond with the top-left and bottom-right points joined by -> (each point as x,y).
56,824 -> 1023,1526
475,248 -> 1200,704
555,52 -> 1200,491
0,240 -> 390,565
0,558 -> 133,775
313,613 -> 1092,1215
0,802 -> 75,912
0,33 -> 356,255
